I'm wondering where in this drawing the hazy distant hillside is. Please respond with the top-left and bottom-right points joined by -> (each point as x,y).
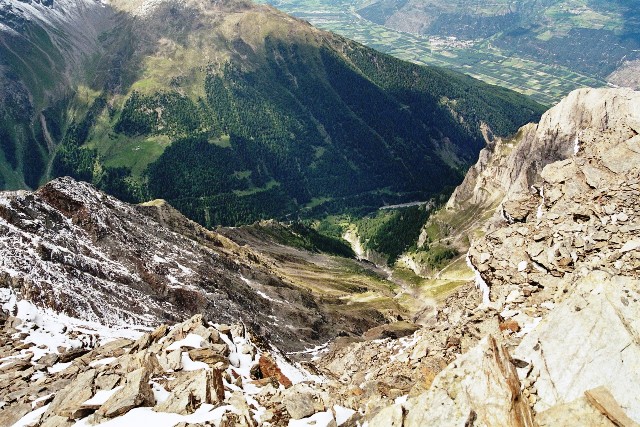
0,0 -> 543,227
359,0 -> 640,81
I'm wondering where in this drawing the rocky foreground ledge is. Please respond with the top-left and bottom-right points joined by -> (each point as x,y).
317,88 -> 640,426
0,301 -> 348,427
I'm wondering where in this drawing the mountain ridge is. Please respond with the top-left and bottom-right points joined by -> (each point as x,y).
0,175 -> 420,353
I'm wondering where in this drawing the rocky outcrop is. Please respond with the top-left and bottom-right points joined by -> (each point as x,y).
153,369 -> 223,415
337,88 -> 640,426
95,367 -> 155,418
372,336 -> 534,427
449,87 -> 639,212
0,311 -> 329,426
513,273 -> 640,422
441,88 -> 640,425
414,87 -> 640,274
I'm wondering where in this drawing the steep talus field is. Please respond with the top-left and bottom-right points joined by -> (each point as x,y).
0,0 -> 544,227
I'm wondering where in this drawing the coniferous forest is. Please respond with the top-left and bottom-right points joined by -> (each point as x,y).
52,37 -> 544,227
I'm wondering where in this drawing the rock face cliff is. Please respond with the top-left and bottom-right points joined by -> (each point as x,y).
449,87 -> 640,211
411,87 -> 640,273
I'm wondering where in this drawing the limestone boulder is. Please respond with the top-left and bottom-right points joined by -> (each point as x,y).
514,272 -> 640,423
154,368 -> 224,414
189,345 -> 229,366
0,402 -> 32,426
367,404 -> 404,427
258,352 -> 292,388
41,368 -> 96,421
402,336 -> 534,427
158,348 -> 183,372
96,367 -> 154,418
536,396 -> 614,427
282,383 -> 326,420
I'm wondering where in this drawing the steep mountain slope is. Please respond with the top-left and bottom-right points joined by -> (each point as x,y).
0,177 -> 419,353
0,0 -> 114,189
0,0 -> 544,227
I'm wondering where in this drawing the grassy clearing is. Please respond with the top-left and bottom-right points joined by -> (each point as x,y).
210,135 -> 231,148
233,179 -> 280,197
100,135 -> 172,177
392,259 -> 472,301
85,107 -> 172,177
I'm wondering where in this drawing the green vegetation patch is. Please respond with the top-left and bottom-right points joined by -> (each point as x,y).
354,205 -> 431,263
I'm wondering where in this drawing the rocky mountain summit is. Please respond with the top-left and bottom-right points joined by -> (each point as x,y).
1,87 -> 639,427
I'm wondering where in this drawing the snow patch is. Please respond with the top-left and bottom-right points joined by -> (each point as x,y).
516,317 -> 542,338
535,185 -> 545,220
517,261 -> 528,272
31,394 -> 54,409
0,22 -> 18,36
255,290 -> 284,304
240,275 -> 285,303
274,351 -> 324,385
286,341 -> 332,363
89,357 -> 117,367
83,386 -> 123,407
2,294 -> 147,362
12,404 -> 50,427
166,333 -> 204,351
151,381 -> 171,404
48,362 -> 72,374
394,395 -> 408,405
466,252 -> 490,305
73,404 -> 235,427
152,254 -> 167,263
500,205 -> 515,224
289,411 -> 336,427
334,405 -> 356,426
181,352 -> 209,371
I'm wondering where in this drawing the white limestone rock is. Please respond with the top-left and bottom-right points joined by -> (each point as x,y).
514,272 -> 640,423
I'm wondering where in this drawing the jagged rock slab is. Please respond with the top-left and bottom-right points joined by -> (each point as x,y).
96,367 -> 155,418
536,396 -> 615,427
0,311 -> 329,426
514,273 -> 640,423
400,335 -> 534,427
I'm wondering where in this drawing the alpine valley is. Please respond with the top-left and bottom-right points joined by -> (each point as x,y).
0,0 -> 543,226
0,0 -> 639,426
